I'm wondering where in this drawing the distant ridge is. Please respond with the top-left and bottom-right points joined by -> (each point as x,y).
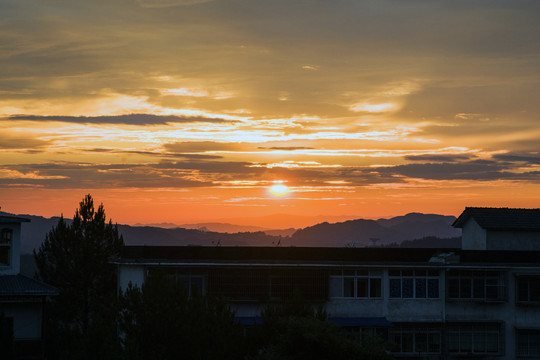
291,213 -> 460,247
178,222 -> 268,233
1,211 -> 460,253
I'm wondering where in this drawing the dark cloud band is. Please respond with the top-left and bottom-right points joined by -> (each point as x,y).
6,114 -> 235,125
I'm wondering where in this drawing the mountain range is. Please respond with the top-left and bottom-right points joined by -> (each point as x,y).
291,213 -> 460,247
2,211 -> 461,254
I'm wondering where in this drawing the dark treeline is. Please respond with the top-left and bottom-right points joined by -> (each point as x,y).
385,236 -> 461,248
28,195 -> 393,360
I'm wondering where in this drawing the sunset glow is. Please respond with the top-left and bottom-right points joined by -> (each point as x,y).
1,1 -> 539,227
269,182 -> 290,197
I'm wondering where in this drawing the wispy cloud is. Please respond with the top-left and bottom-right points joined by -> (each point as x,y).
1,0 -> 539,221
137,0 -> 215,8
0,135 -> 49,150
6,114 -> 235,125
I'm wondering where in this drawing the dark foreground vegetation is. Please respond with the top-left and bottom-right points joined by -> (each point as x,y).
22,195 -> 393,360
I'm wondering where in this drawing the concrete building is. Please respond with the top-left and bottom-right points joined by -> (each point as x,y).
454,207 -> 540,251
115,207 -> 540,359
0,215 -> 57,359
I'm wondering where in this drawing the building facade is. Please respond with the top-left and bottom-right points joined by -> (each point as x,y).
115,208 -> 540,360
0,215 -> 58,359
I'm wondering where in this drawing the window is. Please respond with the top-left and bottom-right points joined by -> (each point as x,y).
0,228 -> 12,266
448,270 -> 506,301
341,327 -> 388,343
208,267 -> 328,301
517,329 -> 540,357
178,275 -> 204,297
389,270 -> 439,299
447,323 -> 502,354
163,270 -> 206,297
330,269 -> 382,298
517,276 -> 540,303
389,325 -> 441,354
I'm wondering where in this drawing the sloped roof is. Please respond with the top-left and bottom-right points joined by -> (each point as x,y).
453,207 -> 540,230
0,215 -> 30,224
0,274 -> 58,296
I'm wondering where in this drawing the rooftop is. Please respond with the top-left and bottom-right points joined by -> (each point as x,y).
117,245 -> 540,266
453,207 -> 540,230
117,246 -> 449,265
0,274 -> 58,296
0,215 -> 31,224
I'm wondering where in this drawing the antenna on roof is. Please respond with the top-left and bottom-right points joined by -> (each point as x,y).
272,236 -> 282,247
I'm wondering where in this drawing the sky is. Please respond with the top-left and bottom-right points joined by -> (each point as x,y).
1,0 -> 539,228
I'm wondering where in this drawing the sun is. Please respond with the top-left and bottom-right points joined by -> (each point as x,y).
269,181 -> 289,196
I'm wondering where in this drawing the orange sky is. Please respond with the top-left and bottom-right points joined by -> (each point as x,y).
1,0 -> 539,228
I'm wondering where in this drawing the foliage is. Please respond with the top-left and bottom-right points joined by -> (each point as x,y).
261,291 -> 327,323
249,295 -> 394,360
0,313 -> 14,360
34,194 -> 124,359
118,270 -> 244,360
31,194 -> 393,360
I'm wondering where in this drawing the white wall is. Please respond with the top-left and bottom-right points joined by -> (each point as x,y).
487,230 -> 540,251
461,218 -> 487,250
0,303 -> 42,339
118,265 -> 146,291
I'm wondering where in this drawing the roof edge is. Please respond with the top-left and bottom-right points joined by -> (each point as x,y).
0,215 -> 31,223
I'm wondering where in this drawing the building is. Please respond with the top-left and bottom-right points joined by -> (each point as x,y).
0,215 -> 58,359
115,207 -> 540,360
454,207 -> 540,251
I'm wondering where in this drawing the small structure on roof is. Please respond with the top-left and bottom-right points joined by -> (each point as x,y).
453,207 -> 540,251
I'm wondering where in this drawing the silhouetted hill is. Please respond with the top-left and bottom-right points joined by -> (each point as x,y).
2,212 -> 284,253
290,213 -> 460,247
377,212 -> 459,239
133,222 -> 180,228
176,222 -> 267,233
291,219 -> 393,247
263,228 -> 297,237
117,225 -> 282,247
3,211 -> 460,253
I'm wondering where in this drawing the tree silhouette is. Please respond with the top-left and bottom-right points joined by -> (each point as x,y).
34,194 -> 124,359
0,313 -> 14,360
118,270 -> 244,360
249,294 -> 394,360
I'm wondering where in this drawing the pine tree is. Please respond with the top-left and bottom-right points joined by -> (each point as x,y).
34,194 -> 124,359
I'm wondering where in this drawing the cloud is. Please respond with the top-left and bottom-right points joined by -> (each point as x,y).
137,0 -> 215,8
84,147 -> 223,159
404,154 -> 474,162
0,162 -> 220,189
163,141 -> 245,153
374,161 -> 540,182
0,160 -> 403,190
6,114 -> 235,125
350,103 -> 397,113
257,146 -> 314,151
398,83 -> 540,122
493,153 -> 540,165
161,88 -> 209,97
0,136 -> 49,150
2,0 -> 540,204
